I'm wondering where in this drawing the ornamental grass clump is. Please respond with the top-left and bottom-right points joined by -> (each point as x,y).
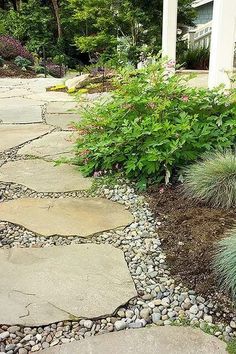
183,151 -> 236,209
214,230 -> 236,299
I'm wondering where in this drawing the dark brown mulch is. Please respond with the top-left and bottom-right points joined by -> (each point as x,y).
147,184 -> 236,311
0,61 -> 36,78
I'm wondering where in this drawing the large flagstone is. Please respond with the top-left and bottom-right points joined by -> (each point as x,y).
0,244 -> 136,326
47,101 -> 79,114
38,327 -> 227,354
25,92 -> 74,102
0,197 -> 133,237
17,131 -> 75,160
0,160 -> 92,192
46,113 -> 81,130
0,124 -> 53,152
0,98 -> 43,123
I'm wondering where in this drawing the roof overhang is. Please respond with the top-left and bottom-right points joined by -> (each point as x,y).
192,0 -> 213,8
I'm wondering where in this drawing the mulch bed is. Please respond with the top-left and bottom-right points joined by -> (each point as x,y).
0,61 -> 36,78
147,184 -> 236,315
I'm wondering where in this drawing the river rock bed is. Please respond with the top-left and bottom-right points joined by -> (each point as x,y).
1,180 -> 236,353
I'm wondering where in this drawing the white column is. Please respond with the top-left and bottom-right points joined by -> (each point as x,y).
208,0 -> 236,89
162,0 -> 178,63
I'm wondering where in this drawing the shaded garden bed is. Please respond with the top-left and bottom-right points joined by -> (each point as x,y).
0,61 -> 36,78
147,185 -> 236,317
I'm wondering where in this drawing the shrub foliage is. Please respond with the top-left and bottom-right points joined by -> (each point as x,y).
179,47 -> 210,70
0,35 -> 33,62
183,151 -> 236,209
214,230 -> 236,299
74,61 -> 236,188
14,55 -> 32,69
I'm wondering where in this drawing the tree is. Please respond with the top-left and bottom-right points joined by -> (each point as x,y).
70,0 -> 196,64
50,0 -> 62,38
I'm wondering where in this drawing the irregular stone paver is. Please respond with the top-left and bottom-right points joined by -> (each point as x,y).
0,124 -> 53,152
25,92 -> 74,102
0,197 -> 133,237
17,131 -> 75,160
0,98 -> 43,123
0,244 -> 136,326
46,113 -> 81,130
47,101 -> 79,114
38,327 -> 227,354
0,160 -> 92,192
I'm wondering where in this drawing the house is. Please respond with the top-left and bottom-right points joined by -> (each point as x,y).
183,0 -> 214,48
192,0 -> 213,26
163,0 -> 236,88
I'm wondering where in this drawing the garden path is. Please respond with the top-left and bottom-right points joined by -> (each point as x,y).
0,78 -> 227,353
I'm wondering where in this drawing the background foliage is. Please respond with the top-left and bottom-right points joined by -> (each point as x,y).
0,0 -> 195,67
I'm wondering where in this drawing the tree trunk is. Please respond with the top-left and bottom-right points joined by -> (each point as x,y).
50,0 -> 62,38
0,0 -> 5,10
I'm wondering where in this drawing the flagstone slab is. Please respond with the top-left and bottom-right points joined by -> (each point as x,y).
0,244 -> 136,326
0,98 -> 43,123
0,124 -> 53,152
47,101 -> 79,114
46,113 -> 81,130
25,92 -> 74,102
0,160 -> 92,192
0,197 -> 133,237
38,327 -> 227,354
17,131 -> 75,160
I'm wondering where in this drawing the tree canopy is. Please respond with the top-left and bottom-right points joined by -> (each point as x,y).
0,0 -> 196,66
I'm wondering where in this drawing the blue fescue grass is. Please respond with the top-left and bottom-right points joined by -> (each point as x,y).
183,151 -> 236,209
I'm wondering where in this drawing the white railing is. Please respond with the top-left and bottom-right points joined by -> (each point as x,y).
182,21 -> 212,48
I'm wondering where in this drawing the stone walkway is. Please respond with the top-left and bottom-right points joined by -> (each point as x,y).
0,78 -> 229,353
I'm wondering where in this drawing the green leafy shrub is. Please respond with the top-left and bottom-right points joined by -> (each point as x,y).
73,61 -> 236,188
214,230 -> 236,299
0,35 -> 33,62
179,47 -> 210,70
183,151 -> 236,209
14,56 -> 32,69
46,62 -> 65,78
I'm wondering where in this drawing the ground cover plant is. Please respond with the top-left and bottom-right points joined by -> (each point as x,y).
74,60 -> 236,189
14,55 -> 31,69
183,151 -> 236,209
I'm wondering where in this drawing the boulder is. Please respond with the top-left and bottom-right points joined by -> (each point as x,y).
65,74 -> 90,90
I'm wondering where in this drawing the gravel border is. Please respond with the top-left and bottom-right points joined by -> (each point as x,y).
1,177 -> 236,353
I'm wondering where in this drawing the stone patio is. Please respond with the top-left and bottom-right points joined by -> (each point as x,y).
0,244 -> 136,325
0,77 -> 230,354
